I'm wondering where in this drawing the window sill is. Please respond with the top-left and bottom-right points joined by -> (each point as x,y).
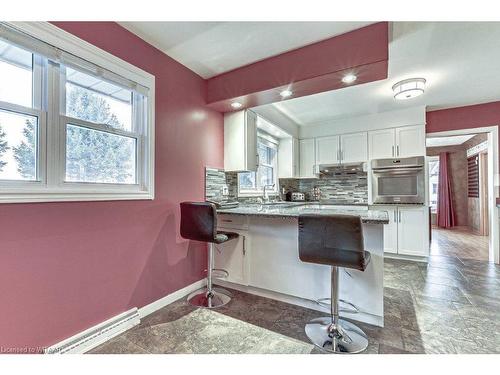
238,191 -> 279,198
0,191 -> 154,204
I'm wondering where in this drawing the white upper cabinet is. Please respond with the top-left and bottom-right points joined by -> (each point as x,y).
368,129 -> 396,159
278,137 -> 299,178
368,125 -> 425,160
396,125 -> 426,158
341,132 -> 368,164
315,135 -> 340,166
299,138 -> 316,178
224,110 -> 258,172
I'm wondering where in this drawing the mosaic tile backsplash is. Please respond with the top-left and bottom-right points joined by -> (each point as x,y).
280,170 -> 368,204
206,167 -> 368,205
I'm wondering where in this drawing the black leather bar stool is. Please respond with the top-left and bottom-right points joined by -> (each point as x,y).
298,214 -> 371,353
180,201 -> 239,308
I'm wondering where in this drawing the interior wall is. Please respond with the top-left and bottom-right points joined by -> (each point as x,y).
427,146 -> 468,226
0,22 -> 224,351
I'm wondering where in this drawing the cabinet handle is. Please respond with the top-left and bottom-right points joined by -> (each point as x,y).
242,236 -> 246,256
396,145 -> 400,157
392,145 -> 395,157
221,219 -> 233,223
393,211 -> 397,222
399,211 -> 402,223
256,154 -> 260,169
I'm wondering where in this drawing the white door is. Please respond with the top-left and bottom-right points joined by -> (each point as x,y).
396,125 -> 425,158
316,135 -> 340,165
299,138 -> 316,178
397,206 -> 429,256
341,132 -> 368,164
213,231 -> 248,285
382,207 -> 398,254
368,129 -> 396,160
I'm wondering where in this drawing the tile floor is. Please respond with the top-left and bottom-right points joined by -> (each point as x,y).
90,255 -> 500,354
431,226 -> 489,261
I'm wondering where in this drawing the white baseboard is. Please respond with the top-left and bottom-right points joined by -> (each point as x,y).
138,278 -> 206,319
45,308 -> 140,354
45,278 -> 206,354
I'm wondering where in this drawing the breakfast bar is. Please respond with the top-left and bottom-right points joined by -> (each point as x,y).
213,203 -> 389,327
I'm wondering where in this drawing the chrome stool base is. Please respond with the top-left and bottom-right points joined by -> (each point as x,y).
305,317 -> 368,353
187,287 -> 231,309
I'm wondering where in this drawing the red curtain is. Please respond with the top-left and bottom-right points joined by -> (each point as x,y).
437,152 -> 456,228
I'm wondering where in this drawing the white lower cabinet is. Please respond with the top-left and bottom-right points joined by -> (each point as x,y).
213,229 -> 249,285
382,206 -> 398,254
397,207 -> 428,256
372,205 -> 429,257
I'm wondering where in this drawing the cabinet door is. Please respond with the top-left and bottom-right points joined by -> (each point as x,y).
341,132 -> 368,164
223,110 -> 258,172
292,137 -> 299,178
383,207 -> 398,254
396,125 -> 425,158
213,231 -> 248,285
397,207 -> 429,256
316,135 -> 340,165
299,138 -> 316,178
278,137 -> 300,178
368,129 -> 395,160
245,110 -> 258,172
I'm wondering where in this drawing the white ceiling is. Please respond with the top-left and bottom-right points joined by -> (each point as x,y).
260,22 -> 500,126
426,135 -> 476,148
118,22 -> 373,79
120,22 -> 500,127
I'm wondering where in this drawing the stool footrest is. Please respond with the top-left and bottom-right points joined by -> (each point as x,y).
315,298 -> 360,314
211,268 -> 229,279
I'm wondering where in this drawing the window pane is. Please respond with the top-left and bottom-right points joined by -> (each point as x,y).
0,109 -> 37,181
0,40 -> 33,107
257,165 -> 274,188
65,67 -> 132,131
65,124 -> 136,184
238,172 -> 256,190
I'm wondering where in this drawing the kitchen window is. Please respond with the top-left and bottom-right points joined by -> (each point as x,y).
0,22 -> 155,203
238,135 -> 278,196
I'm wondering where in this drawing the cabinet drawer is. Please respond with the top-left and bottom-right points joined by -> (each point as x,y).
217,214 -> 248,230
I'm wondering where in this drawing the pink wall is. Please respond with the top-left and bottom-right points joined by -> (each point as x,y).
426,101 -> 500,199
0,22 -> 223,352
426,101 -> 500,133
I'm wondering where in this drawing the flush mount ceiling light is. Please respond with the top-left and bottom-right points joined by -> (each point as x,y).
392,78 -> 426,100
341,73 -> 357,84
280,89 -> 293,98
231,102 -> 243,109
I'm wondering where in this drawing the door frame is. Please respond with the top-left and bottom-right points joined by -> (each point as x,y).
426,125 -> 499,264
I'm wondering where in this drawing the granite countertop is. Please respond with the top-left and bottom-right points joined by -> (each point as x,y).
217,203 -> 389,224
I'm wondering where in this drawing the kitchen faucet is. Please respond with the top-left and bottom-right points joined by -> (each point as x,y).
262,184 -> 275,203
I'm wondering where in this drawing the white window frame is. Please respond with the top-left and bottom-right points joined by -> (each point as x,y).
0,22 -> 155,203
238,135 -> 279,197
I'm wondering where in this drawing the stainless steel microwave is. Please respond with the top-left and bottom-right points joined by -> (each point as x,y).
371,156 -> 425,204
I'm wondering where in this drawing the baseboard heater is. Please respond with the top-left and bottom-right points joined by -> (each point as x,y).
45,308 -> 140,354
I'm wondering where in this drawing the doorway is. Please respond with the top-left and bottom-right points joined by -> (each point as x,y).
426,132 -> 492,262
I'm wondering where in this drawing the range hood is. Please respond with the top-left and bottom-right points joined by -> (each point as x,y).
318,162 -> 367,176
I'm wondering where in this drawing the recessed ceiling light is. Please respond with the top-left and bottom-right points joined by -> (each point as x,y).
280,89 -> 293,98
392,78 -> 426,100
341,73 -> 357,84
231,102 -> 242,109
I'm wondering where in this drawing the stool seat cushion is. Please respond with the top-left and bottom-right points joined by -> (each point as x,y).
215,231 -> 239,244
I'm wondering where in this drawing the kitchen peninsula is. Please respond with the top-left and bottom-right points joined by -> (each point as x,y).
213,203 -> 389,327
